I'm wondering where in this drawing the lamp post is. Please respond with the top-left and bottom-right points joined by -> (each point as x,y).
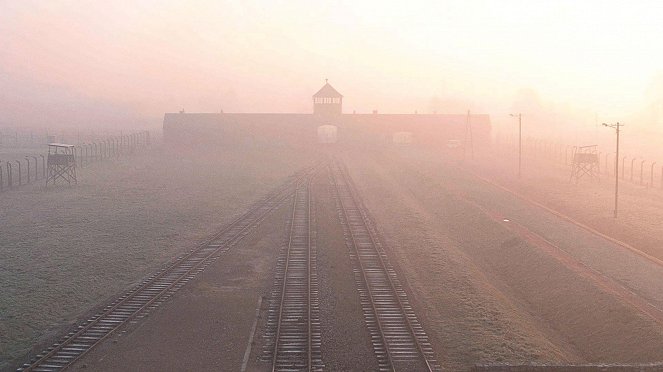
510,113 -> 522,178
603,122 -> 623,218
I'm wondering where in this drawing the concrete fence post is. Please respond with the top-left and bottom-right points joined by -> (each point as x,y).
7,161 -> 12,189
77,146 -> 83,168
40,154 -> 45,178
25,157 -> 30,184
15,160 -> 21,186
631,157 -> 637,182
32,156 -> 38,180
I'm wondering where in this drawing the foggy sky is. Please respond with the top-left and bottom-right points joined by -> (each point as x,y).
2,0 -> 663,129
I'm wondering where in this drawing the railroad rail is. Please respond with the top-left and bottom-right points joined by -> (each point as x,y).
18,166 -> 319,372
330,159 -> 440,372
262,178 -> 323,371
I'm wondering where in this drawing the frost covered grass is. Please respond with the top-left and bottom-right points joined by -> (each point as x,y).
0,143 -> 313,369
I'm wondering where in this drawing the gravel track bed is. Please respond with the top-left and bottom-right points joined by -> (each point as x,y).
313,169 -> 378,371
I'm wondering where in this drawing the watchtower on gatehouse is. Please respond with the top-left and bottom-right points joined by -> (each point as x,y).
313,80 -> 342,116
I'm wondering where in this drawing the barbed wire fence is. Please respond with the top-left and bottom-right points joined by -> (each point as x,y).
0,130 -> 150,193
494,135 -> 663,189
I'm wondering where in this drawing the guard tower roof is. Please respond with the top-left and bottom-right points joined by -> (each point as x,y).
313,82 -> 343,98
48,143 -> 75,148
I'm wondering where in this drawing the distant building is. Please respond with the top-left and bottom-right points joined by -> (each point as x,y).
392,131 -> 413,145
317,124 -> 338,144
163,81 -> 491,148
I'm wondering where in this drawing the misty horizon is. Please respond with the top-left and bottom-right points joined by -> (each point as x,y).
2,1 -> 663,133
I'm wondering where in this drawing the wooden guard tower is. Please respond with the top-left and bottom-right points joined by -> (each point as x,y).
570,145 -> 600,184
313,80 -> 343,116
46,143 -> 77,186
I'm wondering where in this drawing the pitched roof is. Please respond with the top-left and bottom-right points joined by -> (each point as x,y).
313,82 -> 343,98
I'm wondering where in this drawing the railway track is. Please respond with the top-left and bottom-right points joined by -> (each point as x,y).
262,179 -> 323,371
330,159 -> 440,372
18,167 -> 318,372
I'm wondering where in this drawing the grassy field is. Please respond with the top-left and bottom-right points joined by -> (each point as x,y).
0,142 -> 314,369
